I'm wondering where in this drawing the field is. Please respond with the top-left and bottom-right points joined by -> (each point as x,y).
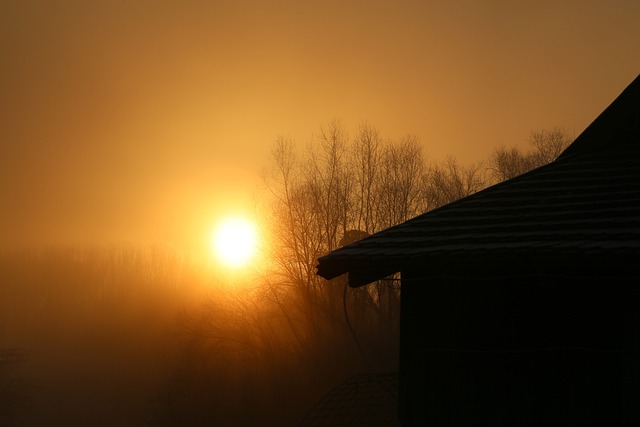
0,246 -> 398,426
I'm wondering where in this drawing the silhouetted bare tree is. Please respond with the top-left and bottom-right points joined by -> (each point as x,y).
376,135 -> 427,229
351,123 -> 383,234
529,127 -> 573,164
263,121 -> 434,373
488,146 -> 536,183
489,127 -> 573,182
426,157 -> 486,209
262,123 -> 571,380
265,121 -> 428,291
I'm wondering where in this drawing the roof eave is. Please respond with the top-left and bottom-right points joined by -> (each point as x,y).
317,254 -> 402,287
558,74 -> 640,160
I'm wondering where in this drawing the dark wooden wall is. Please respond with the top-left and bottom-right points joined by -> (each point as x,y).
399,259 -> 640,426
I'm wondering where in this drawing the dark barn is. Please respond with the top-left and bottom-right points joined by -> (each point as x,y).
317,75 -> 640,426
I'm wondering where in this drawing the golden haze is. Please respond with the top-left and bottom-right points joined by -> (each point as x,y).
1,1 -> 639,248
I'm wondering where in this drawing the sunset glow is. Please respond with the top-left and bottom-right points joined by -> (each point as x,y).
1,1 -> 639,424
212,217 -> 258,268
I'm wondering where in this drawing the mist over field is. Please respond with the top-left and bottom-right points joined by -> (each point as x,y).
0,122 -> 630,425
0,246 -> 397,426
2,1 -> 639,425
0,123 -> 575,425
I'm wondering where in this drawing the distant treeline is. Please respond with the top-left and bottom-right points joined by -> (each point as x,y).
0,124 -> 571,426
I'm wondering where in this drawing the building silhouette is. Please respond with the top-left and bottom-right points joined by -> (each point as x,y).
317,74 -> 640,426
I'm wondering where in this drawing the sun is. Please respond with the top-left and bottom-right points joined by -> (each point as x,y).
211,217 -> 258,268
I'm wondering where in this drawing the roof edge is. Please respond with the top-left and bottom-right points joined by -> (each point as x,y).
558,74 -> 640,160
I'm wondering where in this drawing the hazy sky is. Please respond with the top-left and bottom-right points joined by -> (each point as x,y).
1,0 -> 639,248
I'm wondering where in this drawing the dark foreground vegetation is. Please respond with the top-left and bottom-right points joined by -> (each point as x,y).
1,123 -> 570,426
0,246 -> 398,426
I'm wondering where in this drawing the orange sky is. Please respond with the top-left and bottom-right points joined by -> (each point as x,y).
1,0 -> 639,248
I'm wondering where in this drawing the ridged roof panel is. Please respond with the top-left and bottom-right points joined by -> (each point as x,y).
317,75 -> 640,285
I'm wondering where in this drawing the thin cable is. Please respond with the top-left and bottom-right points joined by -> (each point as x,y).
343,283 -> 367,363
342,284 -> 400,406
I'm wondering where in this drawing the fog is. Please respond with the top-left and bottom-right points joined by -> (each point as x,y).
2,0 -> 639,247
2,1 -> 640,425
1,247 -> 397,425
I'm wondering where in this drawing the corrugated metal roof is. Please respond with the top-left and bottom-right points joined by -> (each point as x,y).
317,74 -> 640,286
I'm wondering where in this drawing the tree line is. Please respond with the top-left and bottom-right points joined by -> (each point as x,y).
259,121 -> 572,383
0,122 -> 572,425
265,121 -> 572,289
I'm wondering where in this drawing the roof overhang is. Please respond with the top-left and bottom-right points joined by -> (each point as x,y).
316,254 -> 401,287
317,74 -> 640,288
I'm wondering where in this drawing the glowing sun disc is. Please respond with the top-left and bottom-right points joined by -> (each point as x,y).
212,217 -> 258,267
